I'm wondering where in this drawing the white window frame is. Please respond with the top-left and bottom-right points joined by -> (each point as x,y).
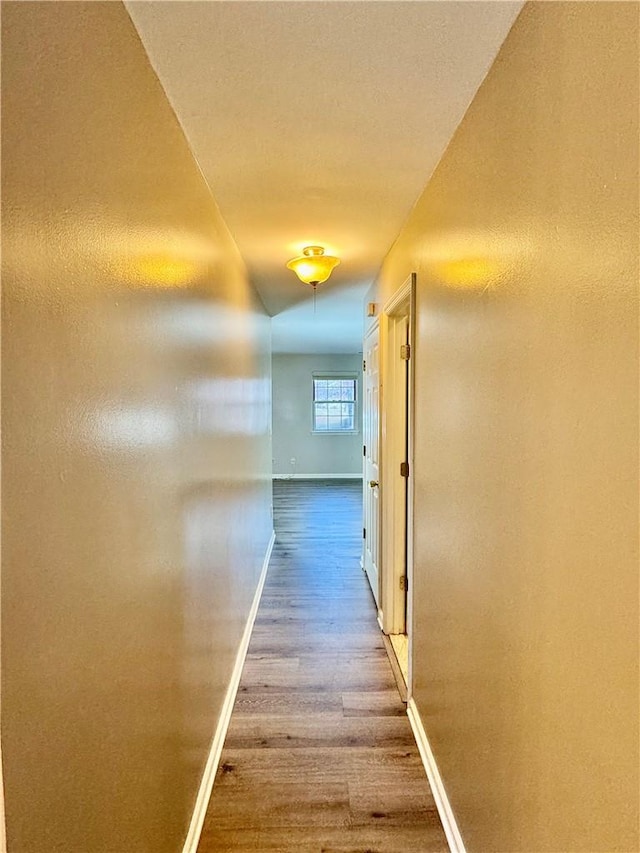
311,372 -> 359,435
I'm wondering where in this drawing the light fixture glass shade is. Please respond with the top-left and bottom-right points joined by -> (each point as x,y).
286,246 -> 340,285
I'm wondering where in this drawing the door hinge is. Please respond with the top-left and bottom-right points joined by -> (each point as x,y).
363,445 -> 366,457
400,344 -> 411,360
363,527 -> 366,539
363,359 -> 366,371
400,461 -> 409,478
400,575 -> 408,591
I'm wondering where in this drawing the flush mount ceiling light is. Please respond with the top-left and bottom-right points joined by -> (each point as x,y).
286,246 -> 340,288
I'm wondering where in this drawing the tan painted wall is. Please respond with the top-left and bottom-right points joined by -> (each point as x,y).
1,3 -> 273,851
372,3 -> 639,851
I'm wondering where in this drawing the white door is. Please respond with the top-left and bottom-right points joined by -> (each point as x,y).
363,323 -> 380,608
396,313 -> 410,634
380,310 -> 410,634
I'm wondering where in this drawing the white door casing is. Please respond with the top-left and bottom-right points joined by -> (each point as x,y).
380,274 -> 416,689
362,322 -> 380,610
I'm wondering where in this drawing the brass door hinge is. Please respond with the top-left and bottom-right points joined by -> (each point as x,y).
400,461 -> 409,478
400,344 -> 411,360
400,575 -> 408,591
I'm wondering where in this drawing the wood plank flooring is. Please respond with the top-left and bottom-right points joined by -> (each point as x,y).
198,479 -> 448,853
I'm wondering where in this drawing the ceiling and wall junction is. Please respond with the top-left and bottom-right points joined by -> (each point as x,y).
126,1 -> 524,353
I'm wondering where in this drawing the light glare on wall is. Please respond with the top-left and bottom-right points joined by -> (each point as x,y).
433,257 -> 501,290
133,254 -> 199,288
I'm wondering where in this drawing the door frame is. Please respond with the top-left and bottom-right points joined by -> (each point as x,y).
380,273 -> 416,692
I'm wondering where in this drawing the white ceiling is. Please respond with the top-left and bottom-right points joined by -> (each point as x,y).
126,0 -> 523,354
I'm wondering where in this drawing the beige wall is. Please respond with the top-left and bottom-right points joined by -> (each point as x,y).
371,3 -> 639,851
272,354 -> 363,478
1,3 -> 272,851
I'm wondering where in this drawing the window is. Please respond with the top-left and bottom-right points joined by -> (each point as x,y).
312,376 -> 358,432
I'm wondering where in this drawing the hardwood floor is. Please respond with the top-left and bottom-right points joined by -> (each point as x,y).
198,479 -> 448,853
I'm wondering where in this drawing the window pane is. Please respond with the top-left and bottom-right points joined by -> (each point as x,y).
326,380 -> 340,400
314,402 -> 329,430
342,403 -> 355,429
313,380 -> 328,401
340,380 -> 355,401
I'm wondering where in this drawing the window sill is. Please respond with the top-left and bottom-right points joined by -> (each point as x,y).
311,429 -> 360,436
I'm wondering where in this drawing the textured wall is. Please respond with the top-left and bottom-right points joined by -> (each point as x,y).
371,3 -> 639,851
1,3 -> 272,851
272,354 -> 363,478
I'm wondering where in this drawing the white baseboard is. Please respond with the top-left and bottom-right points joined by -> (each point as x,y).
181,530 -> 276,853
273,473 -> 362,480
407,698 -> 466,853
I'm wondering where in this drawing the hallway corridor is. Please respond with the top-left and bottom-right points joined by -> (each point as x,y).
198,480 -> 448,852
